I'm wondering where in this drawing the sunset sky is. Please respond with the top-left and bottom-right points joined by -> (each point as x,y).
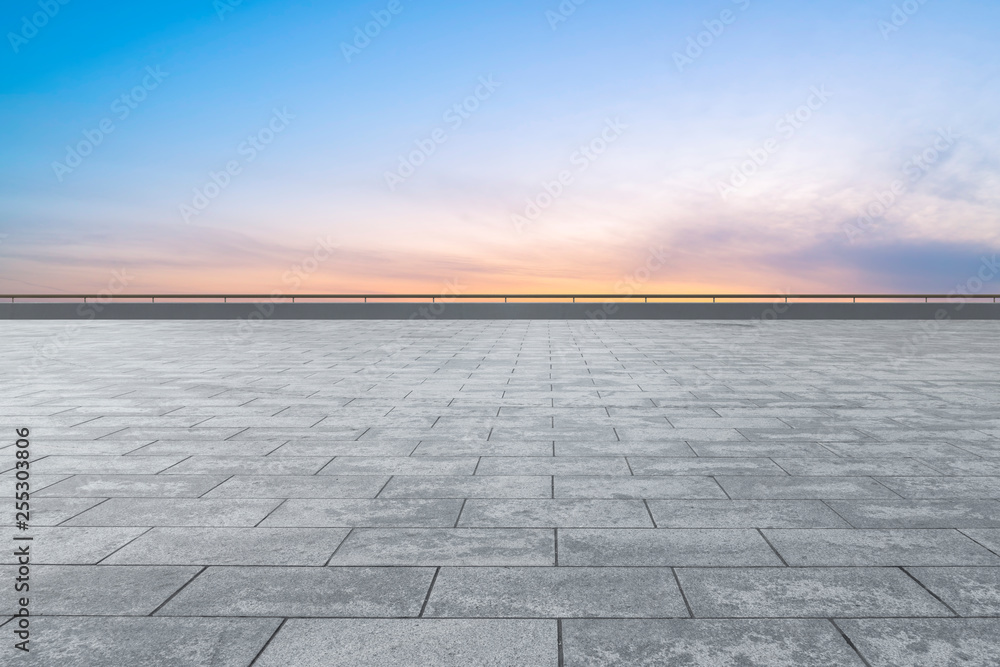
2,0 -> 998,295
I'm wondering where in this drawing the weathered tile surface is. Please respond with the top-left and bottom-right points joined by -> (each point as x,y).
424,567 -> 688,618
3,319 -> 999,665
563,619 -> 866,666
158,566 -> 435,617
254,619 -> 558,667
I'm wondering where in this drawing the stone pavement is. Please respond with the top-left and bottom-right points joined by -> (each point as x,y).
1,319 -> 999,666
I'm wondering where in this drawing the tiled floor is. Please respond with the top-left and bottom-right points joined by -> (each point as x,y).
2,319 -> 1000,666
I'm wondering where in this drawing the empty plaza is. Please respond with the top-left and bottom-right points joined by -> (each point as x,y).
3,319 -> 1000,666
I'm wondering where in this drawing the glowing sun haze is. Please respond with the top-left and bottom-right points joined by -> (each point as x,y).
1,0 -> 998,294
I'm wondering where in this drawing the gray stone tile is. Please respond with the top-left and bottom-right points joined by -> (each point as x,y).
254,619 -> 557,667
129,441 -> 285,456
717,476 -> 899,499
329,528 -> 555,566
35,474 -> 228,498
676,567 -> 952,618
563,619 -> 867,666
458,500 -> 653,527
825,500 -> 1000,528
203,475 -> 389,498
162,455 -> 332,475
649,500 -> 851,528
32,441 -> 153,456
907,567 -> 1000,616
671,417 -> 790,429
272,441 -> 420,456
824,443 -> 979,458
259,499 -> 463,528
0,565 -> 198,615
63,498 -> 282,527
559,529 -> 782,566
920,457 -> 1000,475
625,428 -> 746,441
101,527 -> 350,565
772,458 -> 941,476
425,567 -> 687,618
689,442 -> 837,457
475,456 -> 632,476
555,476 -> 728,499
22,616 -> 280,666
412,441 -> 555,456
763,529 -> 1000,566
319,456 -> 479,475
380,475 -> 552,498
875,477 -> 1000,498
101,427 -> 248,440
32,455 -> 184,474
7,319 -> 1000,664
629,457 -> 786,476
0,527 -> 146,564
28,497 -> 107,526
556,441 -> 695,457
158,566 -> 435,617
963,528 -> 1000,554
837,618 -> 1000,667
0,473 -> 71,490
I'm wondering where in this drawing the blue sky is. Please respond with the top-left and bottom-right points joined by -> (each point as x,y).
1,0 -> 998,293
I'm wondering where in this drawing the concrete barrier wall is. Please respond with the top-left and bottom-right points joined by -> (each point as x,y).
2,302 -> 1000,320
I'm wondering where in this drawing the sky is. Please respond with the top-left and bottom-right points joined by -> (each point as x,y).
1,0 -> 998,295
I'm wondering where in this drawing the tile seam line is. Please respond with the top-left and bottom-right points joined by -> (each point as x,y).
323,528 -> 354,567
12,612 -> 992,620
828,618 -> 874,667
253,498 -> 289,528
148,565 -> 208,616
755,528 -> 790,566
670,567 -> 695,618
955,529 -> 1000,559
93,526 -> 156,564
247,617 -> 288,667
417,566 -> 441,617
898,566 -> 961,616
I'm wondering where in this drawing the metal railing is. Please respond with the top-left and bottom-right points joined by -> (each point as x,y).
2,294 -> 999,303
